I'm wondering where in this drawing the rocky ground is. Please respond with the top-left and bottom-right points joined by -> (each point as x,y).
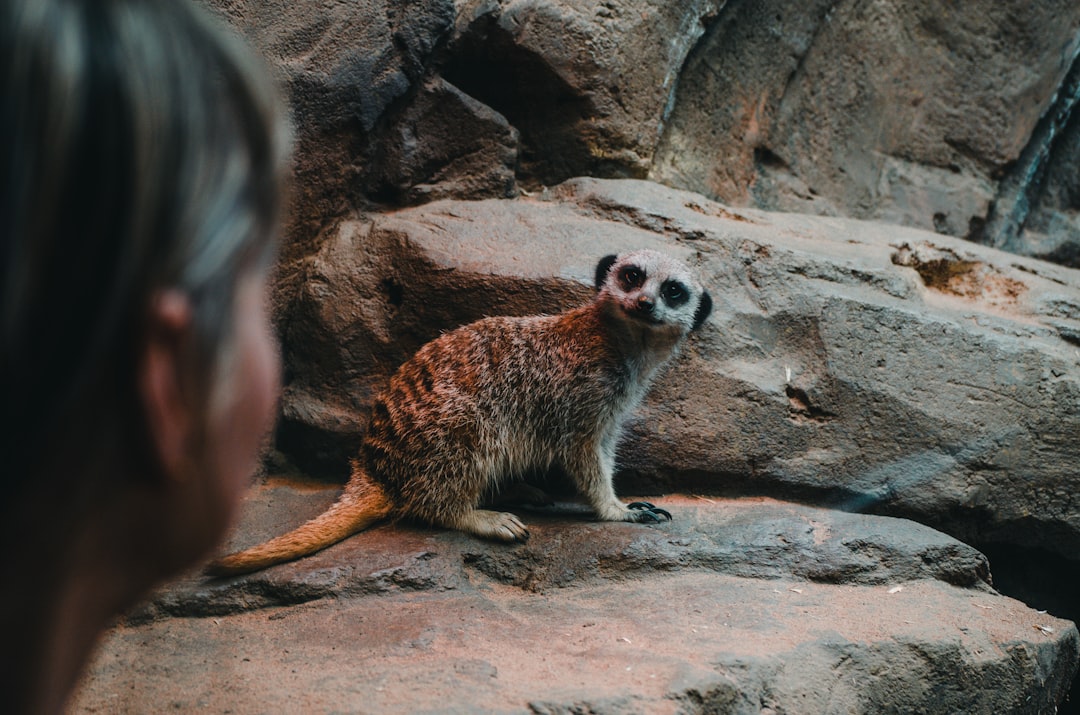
73,477 -> 1078,714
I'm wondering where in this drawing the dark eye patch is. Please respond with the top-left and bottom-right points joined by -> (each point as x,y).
661,280 -> 689,306
620,266 -> 645,288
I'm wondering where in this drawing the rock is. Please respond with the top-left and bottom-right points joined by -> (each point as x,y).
1017,85 -> 1080,268
365,76 -> 520,204
278,178 -> 1080,570
72,482 -> 1078,713
201,0 -> 457,282
651,0 -> 1080,248
206,0 -> 1080,268
443,0 -> 723,186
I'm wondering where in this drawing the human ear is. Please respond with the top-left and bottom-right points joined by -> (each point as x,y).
137,290 -> 196,481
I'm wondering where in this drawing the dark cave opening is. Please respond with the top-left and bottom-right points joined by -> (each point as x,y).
441,20 -> 596,188
978,543 -> 1080,713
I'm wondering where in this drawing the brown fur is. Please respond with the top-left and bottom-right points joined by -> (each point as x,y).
208,250 -> 711,576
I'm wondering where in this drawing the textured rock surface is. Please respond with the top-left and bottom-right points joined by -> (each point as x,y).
651,0 -> 1080,256
203,0 -> 456,272
1022,79 -> 1080,267
366,75 -> 519,205
72,483 -> 1078,714
207,0 -> 1080,268
277,178 -> 1080,568
443,0 -> 723,185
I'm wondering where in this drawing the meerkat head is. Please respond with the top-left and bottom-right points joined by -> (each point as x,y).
594,250 -> 712,333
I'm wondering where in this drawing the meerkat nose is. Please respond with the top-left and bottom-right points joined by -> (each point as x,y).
636,295 -> 655,312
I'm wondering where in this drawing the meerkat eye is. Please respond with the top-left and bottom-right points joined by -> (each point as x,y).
620,266 -> 644,288
661,280 -> 689,306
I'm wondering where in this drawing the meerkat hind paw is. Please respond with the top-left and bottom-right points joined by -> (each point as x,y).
498,516 -> 531,543
627,502 -> 672,522
462,509 -> 530,543
516,484 -> 555,507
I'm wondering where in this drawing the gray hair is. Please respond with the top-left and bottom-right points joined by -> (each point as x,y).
1,0 -> 289,500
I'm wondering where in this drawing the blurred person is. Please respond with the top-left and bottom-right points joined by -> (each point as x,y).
0,0 -> 289,711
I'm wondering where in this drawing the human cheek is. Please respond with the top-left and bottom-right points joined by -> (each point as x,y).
216,277 -> 281,504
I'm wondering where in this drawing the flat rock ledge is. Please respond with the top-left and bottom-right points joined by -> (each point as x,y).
74,480 -> 1078,714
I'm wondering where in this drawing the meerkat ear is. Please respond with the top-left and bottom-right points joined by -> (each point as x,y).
692,291 -> 712,331
594,254 -> 618,290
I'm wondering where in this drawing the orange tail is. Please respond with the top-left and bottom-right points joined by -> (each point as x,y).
207,480 -> 392,576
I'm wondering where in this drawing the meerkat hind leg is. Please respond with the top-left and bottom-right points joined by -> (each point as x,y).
445,507 -> 530,543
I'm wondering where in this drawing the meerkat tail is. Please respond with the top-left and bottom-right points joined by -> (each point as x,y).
207,482 -> 392,576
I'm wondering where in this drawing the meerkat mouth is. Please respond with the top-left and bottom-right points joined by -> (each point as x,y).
621,305 -> 666,326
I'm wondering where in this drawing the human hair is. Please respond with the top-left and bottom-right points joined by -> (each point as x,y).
0,0 -> 289,509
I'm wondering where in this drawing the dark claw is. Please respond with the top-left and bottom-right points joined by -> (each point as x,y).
627,502 -> 672,522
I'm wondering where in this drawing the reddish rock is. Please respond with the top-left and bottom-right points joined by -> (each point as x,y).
73,483 -> 1078,713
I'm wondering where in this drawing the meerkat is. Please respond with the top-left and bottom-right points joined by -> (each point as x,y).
208,249 -> 712,575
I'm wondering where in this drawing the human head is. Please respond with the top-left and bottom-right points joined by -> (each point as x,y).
1,0 -> 289,562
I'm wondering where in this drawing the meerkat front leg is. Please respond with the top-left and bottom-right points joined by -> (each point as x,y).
566,442 -> 671,524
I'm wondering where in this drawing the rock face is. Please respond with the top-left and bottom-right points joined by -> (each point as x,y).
652,0 -> 1080,264
280,178 -> 1080,566
206,0 -> 1080,269
444,0 -> 723,184
72,484 -> 1078,714
203,0 -> 459,273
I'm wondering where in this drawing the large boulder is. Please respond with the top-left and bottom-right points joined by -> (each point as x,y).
72,484 -> 1079,713
278,178 -> 1080,567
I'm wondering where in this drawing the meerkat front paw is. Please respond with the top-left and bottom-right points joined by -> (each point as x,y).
626,501 -> 672,523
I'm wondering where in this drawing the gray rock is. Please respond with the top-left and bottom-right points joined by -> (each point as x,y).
367,76 -> 520,204
72,483 -> 1078,713
206,0 -> 1080,269
201,0 -> 457,272
443,0 -> 723,185
651,0 -> 1080,248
